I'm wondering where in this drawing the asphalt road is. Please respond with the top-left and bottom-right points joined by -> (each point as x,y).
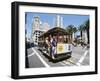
26,45 -> 89,68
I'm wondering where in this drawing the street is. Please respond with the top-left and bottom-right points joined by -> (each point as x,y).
26,45 -> 89,68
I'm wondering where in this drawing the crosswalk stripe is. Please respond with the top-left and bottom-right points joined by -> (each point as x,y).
76,50 -> 88,66
32,48 -> 50,68
28,53 -> 35,57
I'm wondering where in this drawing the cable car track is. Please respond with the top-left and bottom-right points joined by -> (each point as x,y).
62,50 -> 89,66
61,57 -> 80,66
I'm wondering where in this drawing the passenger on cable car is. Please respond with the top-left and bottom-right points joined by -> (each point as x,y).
49,35 -> 57,59
52,36 -> 57,57
45,37 -> 50,54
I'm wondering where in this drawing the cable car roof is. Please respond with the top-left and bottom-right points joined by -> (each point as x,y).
39,27 -> 69,38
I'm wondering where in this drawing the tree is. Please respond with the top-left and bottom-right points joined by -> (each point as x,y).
78,19 -> 89,44
78,24 -> 84,42
73,27 -> 77,40
66,25 -> 77,42
84,19 -> 89,44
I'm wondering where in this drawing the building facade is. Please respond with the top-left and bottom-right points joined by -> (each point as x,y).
32,30 -> 44,45
31,16 -> 50,45
54,15 -> 63,28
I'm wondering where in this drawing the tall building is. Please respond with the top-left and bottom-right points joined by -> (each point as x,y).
32,29 -> 44,45
32,16 -> 50,45
32,16 -> 40,32
54,15 -> 63,28
61,17 -> 63,28
40,22 -> 50,31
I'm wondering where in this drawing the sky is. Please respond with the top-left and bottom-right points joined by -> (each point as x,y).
25,12 -> 89,38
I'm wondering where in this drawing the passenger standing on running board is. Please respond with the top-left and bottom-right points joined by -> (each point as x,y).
52,36 -> 57,59
45,37 -> 49,53
49,35 -> 54,59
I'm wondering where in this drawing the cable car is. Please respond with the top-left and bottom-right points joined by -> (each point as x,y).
38,27 -> 72,62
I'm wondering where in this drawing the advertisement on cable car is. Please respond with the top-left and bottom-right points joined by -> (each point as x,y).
57,43 -> 72,54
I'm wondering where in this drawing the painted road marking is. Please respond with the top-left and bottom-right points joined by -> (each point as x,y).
28,52 -> 35,57
61,61 -> 74,66
60,51 -> 88,66
60,62 -> 67,66
76,50 -> 88,66
32,48 -> 50,68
